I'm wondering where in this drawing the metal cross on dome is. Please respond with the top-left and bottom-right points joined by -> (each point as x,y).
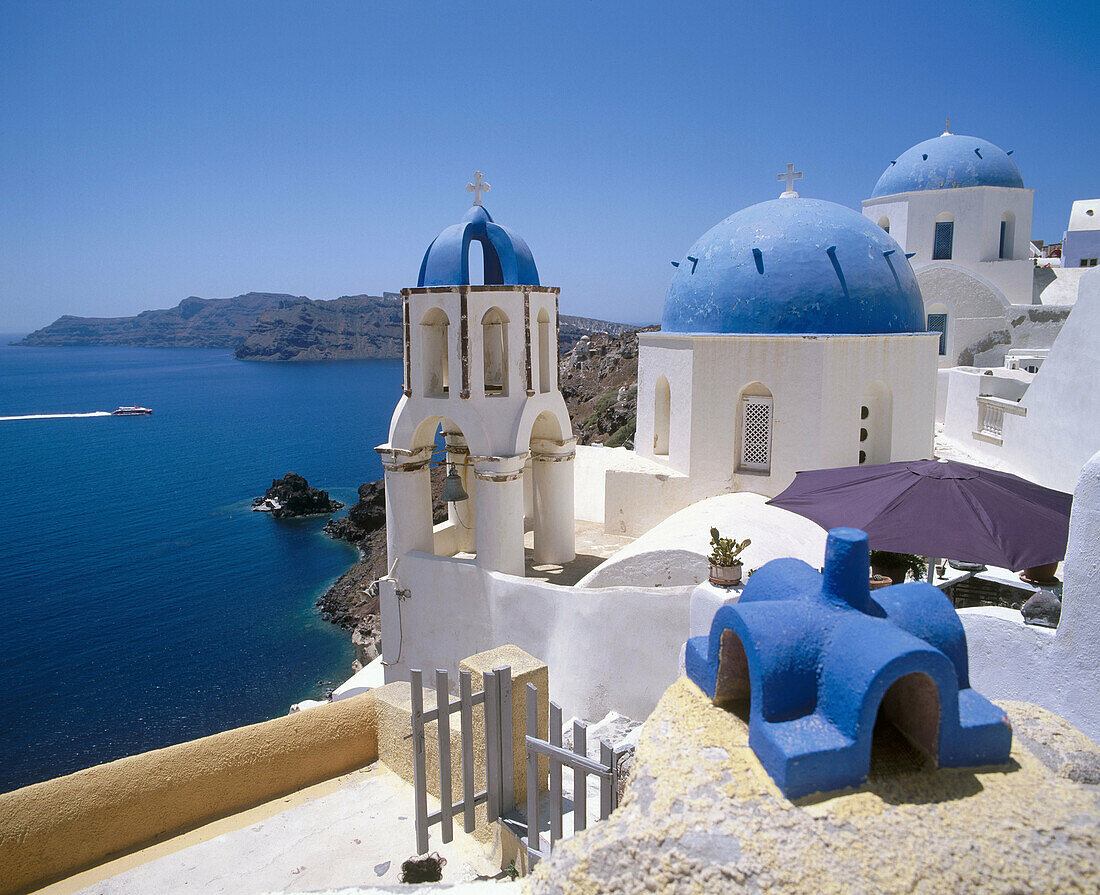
466,171 -> 491,206
778,163 -> 802,197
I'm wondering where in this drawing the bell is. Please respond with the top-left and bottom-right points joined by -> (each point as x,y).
441,465 -> 469,503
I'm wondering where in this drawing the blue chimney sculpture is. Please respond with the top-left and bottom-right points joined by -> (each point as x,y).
685,528 -> 1012,799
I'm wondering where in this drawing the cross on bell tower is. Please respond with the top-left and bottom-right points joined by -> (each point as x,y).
778,163 -> 802,198
466,171 -> 491,206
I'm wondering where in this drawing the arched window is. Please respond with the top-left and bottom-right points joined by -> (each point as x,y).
926,302 -> 948,357
933,213 -> 954,260
419,307 -> 450,397
482,307 -> 509,396
877,216 -> 890,234
738,382 -> 773,473
999,211 -> 1016,260
537,307 -> 552,393
653,376 -> 671,456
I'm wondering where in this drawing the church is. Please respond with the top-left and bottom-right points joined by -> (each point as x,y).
370,144 -> 1099,736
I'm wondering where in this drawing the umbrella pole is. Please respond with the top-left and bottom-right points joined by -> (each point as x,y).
927,557 -> 937,584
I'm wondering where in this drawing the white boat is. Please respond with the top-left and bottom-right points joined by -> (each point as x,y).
111,406 -> 153,416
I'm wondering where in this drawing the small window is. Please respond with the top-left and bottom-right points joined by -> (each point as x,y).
877,216 -> 890,234
999,220 -> 1007,259
933,221 -> 954,260
1082,258 -> 1099,268
740,396 -> 772,472
927,313 -> 948,356
859,449 -> 867,464
860,427 -> 869,442
860,405 -> 870,420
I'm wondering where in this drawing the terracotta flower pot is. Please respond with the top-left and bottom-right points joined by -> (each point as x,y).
709,564 -> 743,587
869,574 -> 893,590
1020,562 -> 1059,584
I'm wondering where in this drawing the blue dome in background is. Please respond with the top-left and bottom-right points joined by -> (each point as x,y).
418,204 -> 540,287
661,197 -> 925,335
871,133 -> 1024,198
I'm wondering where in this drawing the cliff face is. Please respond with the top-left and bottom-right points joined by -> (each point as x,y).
18,293 -> 296,348
234,294 -> 404,361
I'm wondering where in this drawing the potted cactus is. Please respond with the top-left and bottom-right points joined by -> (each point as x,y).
708,527 -> 751,587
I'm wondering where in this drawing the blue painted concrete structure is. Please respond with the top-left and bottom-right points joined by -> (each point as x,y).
872,134 -> 1025,198
661,198 -> 925,335
685,528 -> 1012,799
418,204 -> 540,287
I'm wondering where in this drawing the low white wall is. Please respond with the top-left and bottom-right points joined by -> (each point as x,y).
961,447 -> 1100,743
579,492 -> 828,589
383,552 -> 694,721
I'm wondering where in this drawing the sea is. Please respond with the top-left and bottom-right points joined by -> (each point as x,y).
0,337 -> 403,794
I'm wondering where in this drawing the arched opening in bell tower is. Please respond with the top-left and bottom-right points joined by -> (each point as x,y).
537,307 -> 552,393
482,307 -> 509,396
419,307 -> 450,397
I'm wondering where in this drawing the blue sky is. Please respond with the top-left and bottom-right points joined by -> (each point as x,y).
1,0 -> 1097,331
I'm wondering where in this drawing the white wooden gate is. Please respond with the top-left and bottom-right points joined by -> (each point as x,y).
410,671 -> 622,865
410,666 -> 513,854
521,682 -> 621,866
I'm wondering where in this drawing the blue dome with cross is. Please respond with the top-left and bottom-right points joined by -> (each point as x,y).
417,173 -> 540,287
871,133 -> 1024,198
661,193 -> 925,335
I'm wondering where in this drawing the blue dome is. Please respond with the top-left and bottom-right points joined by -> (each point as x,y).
418,204 -> 540,287
871,133 -> 1024,198
662,197 -> 925,335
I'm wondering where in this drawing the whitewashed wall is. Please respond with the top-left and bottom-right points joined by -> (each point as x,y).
863,185 -> 1035,305
940,269 -> 1100,494
961,447 -> 1100,743
382,551 -> 694,721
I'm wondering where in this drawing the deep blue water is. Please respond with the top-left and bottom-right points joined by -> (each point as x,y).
0,337 -> 403,793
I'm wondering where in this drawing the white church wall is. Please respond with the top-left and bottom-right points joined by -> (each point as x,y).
865,186 -> 1035,305
961,446 -> 1100,743
636,339 -> 693,472
577,492 -> 827,589
382,550 -> 694,721
939,269 -> 1100,494
915,265 -> 1012,367
863,199 -> 909,246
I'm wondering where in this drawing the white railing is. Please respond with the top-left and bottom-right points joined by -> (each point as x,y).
977,400 -> 1005,439
974,395 -> 1027,445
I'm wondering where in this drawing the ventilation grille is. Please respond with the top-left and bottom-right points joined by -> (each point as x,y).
933,221 -> 954,260
741,397 -> 772,471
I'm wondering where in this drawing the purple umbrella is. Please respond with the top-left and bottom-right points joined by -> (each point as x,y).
767,458 -> 1072,571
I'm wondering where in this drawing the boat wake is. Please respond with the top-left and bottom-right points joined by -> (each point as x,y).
0,411 -> 114,421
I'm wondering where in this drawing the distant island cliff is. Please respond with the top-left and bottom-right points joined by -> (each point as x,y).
18,291 -> 637,360
17,293 -> 298,348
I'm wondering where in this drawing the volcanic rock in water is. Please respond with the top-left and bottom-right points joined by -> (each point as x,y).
255,472 -> 344,518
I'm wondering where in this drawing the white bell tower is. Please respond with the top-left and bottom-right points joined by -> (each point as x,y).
377,177 -> 575,577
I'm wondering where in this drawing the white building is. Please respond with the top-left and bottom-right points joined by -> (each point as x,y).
939,268 -> 1100,494
1062,199 -> 1100,269
862,128 -> 1077,368
603,182 -> 940,535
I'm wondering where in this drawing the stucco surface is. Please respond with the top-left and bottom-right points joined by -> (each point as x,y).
527,678 -> 1100,895
939,269 -> 1100,494
0,693 -> 378,895
960,446 -> 1100,742
578,492 -> 827,589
